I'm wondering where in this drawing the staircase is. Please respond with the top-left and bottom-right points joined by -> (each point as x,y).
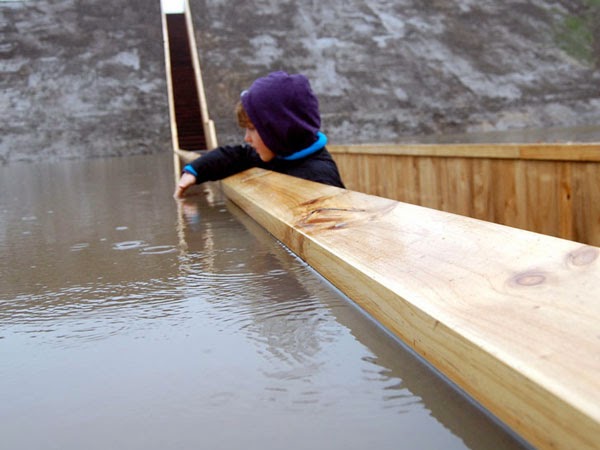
165,13 -> 207,151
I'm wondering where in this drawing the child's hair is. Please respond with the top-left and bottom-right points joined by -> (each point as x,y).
235,101 -> 253,129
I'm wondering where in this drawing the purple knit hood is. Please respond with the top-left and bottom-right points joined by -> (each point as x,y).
240,71 -> 321,157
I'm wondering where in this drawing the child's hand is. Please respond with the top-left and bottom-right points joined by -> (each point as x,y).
174,172 -> 197,198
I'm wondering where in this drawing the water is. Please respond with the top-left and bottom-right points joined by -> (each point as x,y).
0,153 -> 529,449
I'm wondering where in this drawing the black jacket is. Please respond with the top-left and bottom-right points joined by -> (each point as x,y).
185,144 -> 345,189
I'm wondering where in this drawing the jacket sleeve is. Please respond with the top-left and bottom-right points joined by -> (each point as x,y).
183,144 -> 259,183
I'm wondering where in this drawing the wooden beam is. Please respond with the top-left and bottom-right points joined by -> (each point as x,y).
222,168 -> 600,450
159,6 -> 182,175
329,143 -> 600,162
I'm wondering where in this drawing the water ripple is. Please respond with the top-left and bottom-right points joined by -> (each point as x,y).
70,242 -> 90,252
141,245 -> 177,255
0,276 -> 187,344
112,240 -> 146,250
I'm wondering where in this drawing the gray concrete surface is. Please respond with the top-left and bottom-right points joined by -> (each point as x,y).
1,0 -> 599,165
1,0 -> 170,164
191,0 -> 600,145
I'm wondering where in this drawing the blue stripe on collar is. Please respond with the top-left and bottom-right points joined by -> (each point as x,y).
280,132 -> 328,161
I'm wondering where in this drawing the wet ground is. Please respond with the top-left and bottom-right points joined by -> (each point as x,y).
0,153 -> 529,449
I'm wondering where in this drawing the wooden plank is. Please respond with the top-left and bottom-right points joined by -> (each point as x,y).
573,162 -> 600,245
519,144 -> 600,161
159,6 -> 182,175
330,143 -> 520,159
222,168 -> 600,450
329,143 -> 600,162
558,163 -> 575,242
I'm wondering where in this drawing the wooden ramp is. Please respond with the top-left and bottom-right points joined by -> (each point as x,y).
222,169 -> 600,450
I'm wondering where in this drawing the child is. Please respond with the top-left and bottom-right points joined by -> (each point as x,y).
174,71 -> 345,198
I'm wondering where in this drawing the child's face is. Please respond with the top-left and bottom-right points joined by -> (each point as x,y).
244,127 -> 276,162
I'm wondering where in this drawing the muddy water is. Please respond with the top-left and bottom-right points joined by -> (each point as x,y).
0,153 -> 529,450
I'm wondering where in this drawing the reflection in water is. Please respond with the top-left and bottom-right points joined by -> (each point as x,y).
0,154 -> 529,449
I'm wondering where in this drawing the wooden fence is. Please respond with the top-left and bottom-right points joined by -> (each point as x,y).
329,143 -> 600,246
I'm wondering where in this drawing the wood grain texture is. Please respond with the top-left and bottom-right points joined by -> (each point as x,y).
330,143 -> 600,161
222,168 -> 600,450
330,145 -> 600,246
159,8 -> 181,176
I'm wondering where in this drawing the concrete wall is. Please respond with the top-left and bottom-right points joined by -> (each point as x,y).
0,0 -> 170,164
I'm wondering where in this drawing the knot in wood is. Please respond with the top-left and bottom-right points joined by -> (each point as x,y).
567,246 -> 599,267
298,207 -> 366,230
512,271 -> 547,287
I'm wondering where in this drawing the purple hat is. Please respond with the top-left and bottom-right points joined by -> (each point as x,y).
241,71 -> 321,157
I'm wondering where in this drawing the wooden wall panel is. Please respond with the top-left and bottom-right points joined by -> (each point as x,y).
330,145 -> 600,246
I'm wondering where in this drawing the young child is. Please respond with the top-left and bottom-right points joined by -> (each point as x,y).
174,71 -> 345,198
